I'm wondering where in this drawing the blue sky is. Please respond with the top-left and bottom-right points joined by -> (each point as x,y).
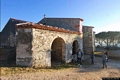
1,0 -> 120,33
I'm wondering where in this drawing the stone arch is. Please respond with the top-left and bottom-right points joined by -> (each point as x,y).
51,37 -> 66,64
72,40 -> 79,55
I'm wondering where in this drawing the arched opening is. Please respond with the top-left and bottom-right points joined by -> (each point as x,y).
72,40 -> 79,55
72,40 -> 79,62
51,37 -> 66,64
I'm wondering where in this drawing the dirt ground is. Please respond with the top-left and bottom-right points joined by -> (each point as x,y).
1,56 -> 120,80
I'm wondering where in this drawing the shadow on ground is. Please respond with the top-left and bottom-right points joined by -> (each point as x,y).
75,55 -> 120,73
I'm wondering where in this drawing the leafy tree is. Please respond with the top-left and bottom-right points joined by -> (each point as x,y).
95,32 -> 106,47
114,32 -> 120,46
95,31 -> 120,47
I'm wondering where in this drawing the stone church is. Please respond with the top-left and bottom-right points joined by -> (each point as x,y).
0,16 -> 95,68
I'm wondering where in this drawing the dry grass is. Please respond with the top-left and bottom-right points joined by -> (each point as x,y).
0,67 -> 36,75
0,67 -> 57,76
94,50 -> 120,60
0,61 -> 90,76
0,63 -> 77,76
94,51 -> 102,55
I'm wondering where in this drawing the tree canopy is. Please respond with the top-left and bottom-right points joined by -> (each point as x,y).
95,31 -> 120,47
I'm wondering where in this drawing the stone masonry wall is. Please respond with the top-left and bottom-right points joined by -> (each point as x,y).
16,28 -> 33,67
83,26 -> 94,54
32,28 -> 82,68
16,27 -> 83,68
39,18 -> 83,33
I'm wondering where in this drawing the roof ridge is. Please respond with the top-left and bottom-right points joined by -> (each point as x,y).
10,18 -> 30,22
44,17 -> 84,21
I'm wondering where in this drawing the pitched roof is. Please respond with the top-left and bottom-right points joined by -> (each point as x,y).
1,18 -> 29,32
42,17 -> 83,20
83,25 -> 94,28
9,18 -> 30,23
16,22 -> 81,35
38,17 -> 84,24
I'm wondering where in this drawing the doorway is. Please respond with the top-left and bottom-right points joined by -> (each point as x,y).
51,37 -> 66,64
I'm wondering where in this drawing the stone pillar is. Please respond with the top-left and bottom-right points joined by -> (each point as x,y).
83,26 -> 94,54
79,20 -> 83,33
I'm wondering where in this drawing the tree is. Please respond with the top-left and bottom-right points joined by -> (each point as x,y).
95,32 -> 106,47
114,32 -> 120,46
95,31 -> 120,47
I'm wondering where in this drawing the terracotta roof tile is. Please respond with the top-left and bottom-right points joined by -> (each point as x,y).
16,22 -> 81,35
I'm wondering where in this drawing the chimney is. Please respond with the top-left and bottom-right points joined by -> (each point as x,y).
44,14 -> 46,18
